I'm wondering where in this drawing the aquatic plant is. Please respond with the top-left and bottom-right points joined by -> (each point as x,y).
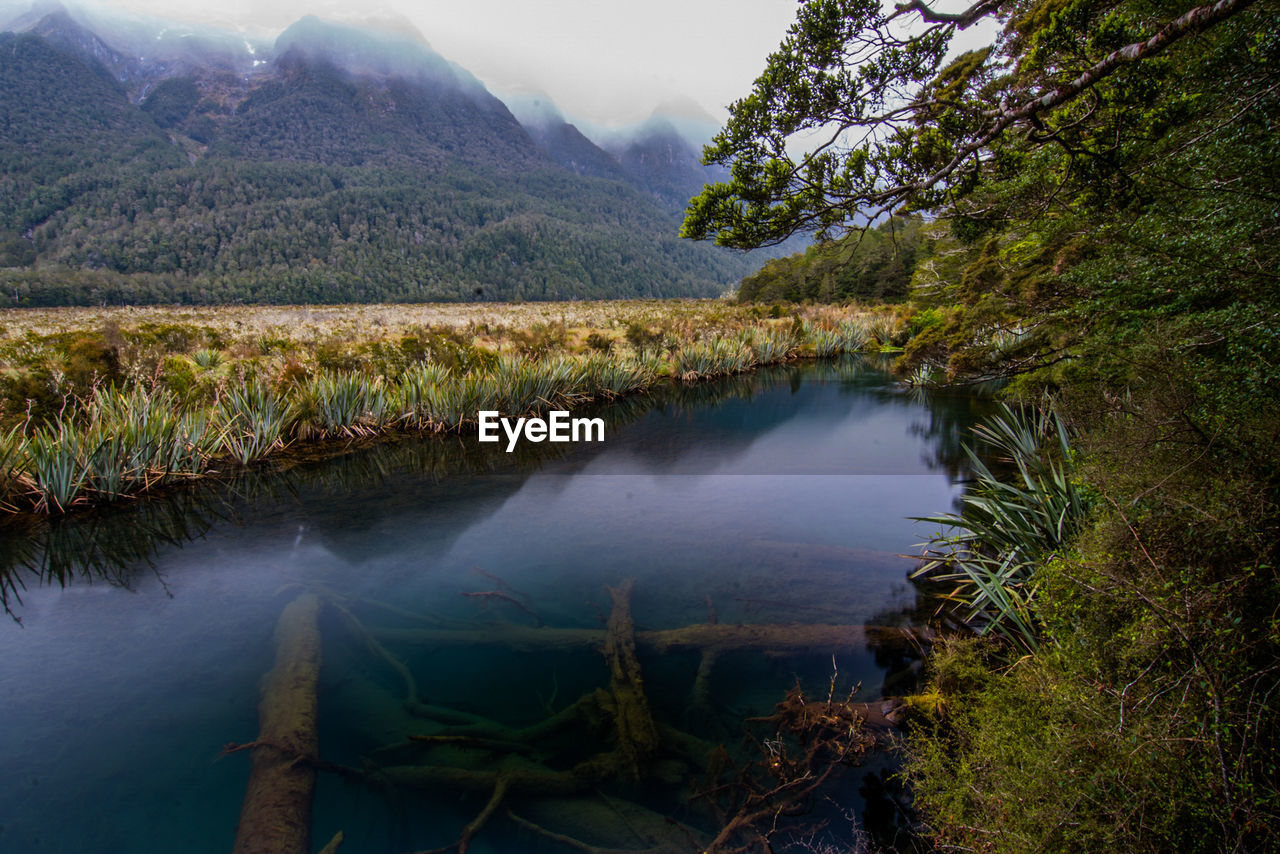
913,403 -> 1087,651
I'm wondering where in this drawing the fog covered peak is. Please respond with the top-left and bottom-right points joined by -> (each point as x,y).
273,14 -> 488,96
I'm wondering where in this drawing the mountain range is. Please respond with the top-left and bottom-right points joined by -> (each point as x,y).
0,4 -> 798,305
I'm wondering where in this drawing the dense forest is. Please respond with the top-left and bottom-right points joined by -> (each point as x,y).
688,0 -> 1280,850
0,15 -> 769,305
736,216 -> 929,303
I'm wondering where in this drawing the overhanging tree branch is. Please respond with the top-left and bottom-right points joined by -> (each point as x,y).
892,0 -> 1005,28
684,0 -> 1266,247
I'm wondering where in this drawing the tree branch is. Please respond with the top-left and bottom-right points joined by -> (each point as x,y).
893,0 -> 1004,29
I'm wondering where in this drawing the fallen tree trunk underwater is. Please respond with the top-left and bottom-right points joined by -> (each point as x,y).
230,592 -> 324,854
226,577 -> 908,853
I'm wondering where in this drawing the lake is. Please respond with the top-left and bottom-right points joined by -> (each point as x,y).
0,357 -> 988,853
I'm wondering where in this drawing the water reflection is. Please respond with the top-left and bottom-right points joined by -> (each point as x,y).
0,358 -> 991,854
0,357 -> 987,619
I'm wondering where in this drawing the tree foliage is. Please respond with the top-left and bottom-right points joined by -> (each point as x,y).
736,215 -> 929,302
687,0 -> 1280,849
683,0 -> 1268,247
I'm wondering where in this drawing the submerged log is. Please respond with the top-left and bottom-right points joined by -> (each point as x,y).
372,622 -> 878,654
603,580 -> 659,780
232,593 -> 323,854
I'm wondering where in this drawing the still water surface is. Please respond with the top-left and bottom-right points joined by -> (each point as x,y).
0,358 -> 988,853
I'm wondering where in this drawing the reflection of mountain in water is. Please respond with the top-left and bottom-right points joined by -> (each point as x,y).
0,358 -> 987,619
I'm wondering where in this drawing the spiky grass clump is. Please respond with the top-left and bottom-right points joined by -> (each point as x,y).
20,387 -> 218,511
297,372 -> 389,438
573,354 -> 657,398
913,403 -> 1088,651
22,422 -> 90,512
215,381 -> 295,464
85,387 -> 216,493
739,328 -> 797,365
393,363 -> 452,429
904,361 -> 946,388
0,425 -> 28,510
673,337 -> 756,381
835,320 -> 871,352
492,355 -> 580,414
191,349 -> 225,369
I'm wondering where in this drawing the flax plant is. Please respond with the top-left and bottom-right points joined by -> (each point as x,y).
913,403 -> 1088,651
393,363 -> 452,429
23,422 -> 90,512
742,328 -> 798,365
82,387 -> 216,497
673,337 -> 756,380
215,381 -> 295,464
299,372 -> 390,438
492,355 -> 577,414
574,354 -> 656,398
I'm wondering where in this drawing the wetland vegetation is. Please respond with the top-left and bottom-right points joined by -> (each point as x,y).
0,300 -> 905,515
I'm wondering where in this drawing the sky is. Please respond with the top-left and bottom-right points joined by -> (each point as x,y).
71,0 -> 808,127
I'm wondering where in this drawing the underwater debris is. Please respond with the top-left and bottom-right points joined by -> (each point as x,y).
297,579 -> 903,853
603,579 -> 659,781
462,566 -> 543,626
231,592 -> 323,854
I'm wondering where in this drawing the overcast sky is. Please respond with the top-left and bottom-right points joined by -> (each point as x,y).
69,0 -> 805,126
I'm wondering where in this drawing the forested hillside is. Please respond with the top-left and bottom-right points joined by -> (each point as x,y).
0,12 -> 767,304
736,216 -> 929,303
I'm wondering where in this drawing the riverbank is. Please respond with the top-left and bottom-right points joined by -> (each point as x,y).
0,300 -> 907,515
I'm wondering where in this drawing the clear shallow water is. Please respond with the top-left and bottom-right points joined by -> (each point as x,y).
0,358 -> 989,853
